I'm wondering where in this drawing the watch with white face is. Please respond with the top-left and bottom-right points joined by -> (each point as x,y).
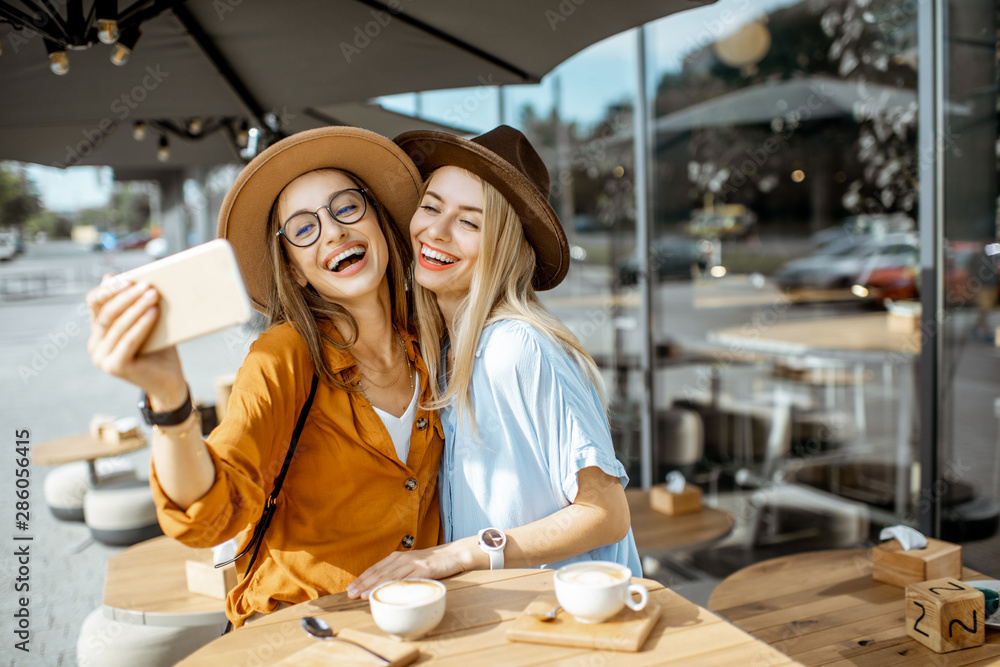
477,527 -> 506,570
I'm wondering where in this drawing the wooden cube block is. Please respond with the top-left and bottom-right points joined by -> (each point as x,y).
650,484 -> 702,516
906,577 -> 985,653
872,538 -> 962,587
185,560 -> 237,600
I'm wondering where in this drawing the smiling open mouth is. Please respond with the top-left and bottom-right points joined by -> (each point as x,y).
421,245 -> 457,266
327,246 -> 366,272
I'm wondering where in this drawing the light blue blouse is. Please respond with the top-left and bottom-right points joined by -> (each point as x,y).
438,319 -> 642,576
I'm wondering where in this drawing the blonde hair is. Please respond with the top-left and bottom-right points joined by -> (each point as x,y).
414,170 -> 606,431
265,169 -> 412,389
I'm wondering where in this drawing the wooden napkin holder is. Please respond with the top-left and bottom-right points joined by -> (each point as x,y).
650,483 -> 702,516
185,560 -> 236,600
872,537 -> 962,587
89,414 -> 141,446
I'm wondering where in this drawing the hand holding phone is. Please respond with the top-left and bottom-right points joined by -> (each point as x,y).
116,239 -> 254,354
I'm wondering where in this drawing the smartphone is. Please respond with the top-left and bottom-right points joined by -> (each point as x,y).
117,239 -> 254,354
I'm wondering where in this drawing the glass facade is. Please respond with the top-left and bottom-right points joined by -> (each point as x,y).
386,0 -> 1000,580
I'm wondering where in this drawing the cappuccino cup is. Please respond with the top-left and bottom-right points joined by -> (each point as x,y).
553,561 -> 648,623
369,578 -> 446,640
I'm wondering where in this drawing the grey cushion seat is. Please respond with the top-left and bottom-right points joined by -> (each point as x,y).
83,476 -> 162,546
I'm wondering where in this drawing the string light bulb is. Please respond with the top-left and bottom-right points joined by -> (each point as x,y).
97,20 -> 120,45
111,26 -> 141,66
45,40 -> 69,75
96,0 -> 120,44
187,117 -> 203,136
48,51 -> 69,75
157,135 -> 170,162
133,121 -> 146,141
236,120 -> 250,148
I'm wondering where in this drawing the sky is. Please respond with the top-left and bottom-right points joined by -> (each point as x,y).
18,0 -> 803,213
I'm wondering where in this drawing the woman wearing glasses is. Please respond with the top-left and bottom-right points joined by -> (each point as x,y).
86,127 -> 443,628
347,126 -> 640,598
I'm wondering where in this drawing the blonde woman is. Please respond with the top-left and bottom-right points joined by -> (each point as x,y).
86,127 -> 444,628
349,126 -> 639,598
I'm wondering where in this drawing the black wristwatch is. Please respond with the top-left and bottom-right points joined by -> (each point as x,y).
139,387 -> 193,426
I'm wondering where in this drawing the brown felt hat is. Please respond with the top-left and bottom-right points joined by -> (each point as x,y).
394,125 -> 569,291
218,126 -> 422,312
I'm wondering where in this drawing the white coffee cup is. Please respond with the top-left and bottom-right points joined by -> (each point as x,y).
553,561 -> 648,623
369,578 -> 446,640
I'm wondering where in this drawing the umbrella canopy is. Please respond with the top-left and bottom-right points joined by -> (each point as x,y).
0,0 -> 714,169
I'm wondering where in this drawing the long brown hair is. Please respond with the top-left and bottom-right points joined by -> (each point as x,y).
414,170 -> 605,431
264,169 -> 413,389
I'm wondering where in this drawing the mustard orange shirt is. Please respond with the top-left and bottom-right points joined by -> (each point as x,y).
150,322 -> 443,627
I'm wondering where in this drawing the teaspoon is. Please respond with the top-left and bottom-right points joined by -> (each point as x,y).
300,616 -> 391,665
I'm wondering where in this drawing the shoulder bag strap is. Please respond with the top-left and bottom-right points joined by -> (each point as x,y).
215,373 -> 320,575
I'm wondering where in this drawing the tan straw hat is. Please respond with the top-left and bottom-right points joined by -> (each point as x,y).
393,125 -> 569,291
218,126 -> 422,312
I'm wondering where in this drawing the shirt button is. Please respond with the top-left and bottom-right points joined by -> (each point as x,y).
402,535 -> 415,548
405,477 -> 417,491
416,417 -> 428,430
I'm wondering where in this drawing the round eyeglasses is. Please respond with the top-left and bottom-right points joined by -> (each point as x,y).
276,188 -> 369,248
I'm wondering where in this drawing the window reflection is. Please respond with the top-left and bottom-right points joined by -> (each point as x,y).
382,0 -> 1000,583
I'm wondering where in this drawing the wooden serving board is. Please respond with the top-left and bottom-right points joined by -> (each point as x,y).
506,595 -> 661,652
272,627 -> 419,666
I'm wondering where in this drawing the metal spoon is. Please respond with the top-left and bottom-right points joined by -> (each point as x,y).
300,616 -> 391,665
529,603 -> 562,622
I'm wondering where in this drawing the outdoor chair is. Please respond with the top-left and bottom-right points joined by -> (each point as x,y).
76,607 -> 224,667
43,461 -> 136,522
84,476 -> 162,546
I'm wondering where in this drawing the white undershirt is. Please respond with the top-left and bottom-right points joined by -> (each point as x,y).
371,375 -> 421,464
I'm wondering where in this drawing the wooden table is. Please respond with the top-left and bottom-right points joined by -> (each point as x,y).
177,568 -> 801,666
104,536 -> 227,627
708,549 -> 1000,666
708,312 -> 920,357
626,489 -> 734,554
33,432 -> 147,484
708,313 -> 919,519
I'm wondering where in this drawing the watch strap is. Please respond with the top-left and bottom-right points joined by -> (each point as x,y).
140,387 -> 193,426
487,547 -> 504,570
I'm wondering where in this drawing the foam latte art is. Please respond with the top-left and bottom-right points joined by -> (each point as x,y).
558,564 -> 628,586
372,580 -> 442,605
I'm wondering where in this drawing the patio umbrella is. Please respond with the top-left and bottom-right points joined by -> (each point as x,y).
0,0 -> 715,169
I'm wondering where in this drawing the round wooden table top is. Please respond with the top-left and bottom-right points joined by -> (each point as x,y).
625,488 -> 734,553
176,568 -> 798,666
708,548 -> 1000,666
33,432 -> 147,466
103,535 -> 227,627
710,312 -> 920,356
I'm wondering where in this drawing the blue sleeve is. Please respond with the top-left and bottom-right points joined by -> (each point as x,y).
477,320 -> 629,503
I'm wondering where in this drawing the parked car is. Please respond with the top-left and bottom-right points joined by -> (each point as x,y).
117,230 -> 153,250
0,232 -> 17,261
618,237 -> 710,285
685,205 -> 757,240
775,233 -> 917,292
854,241 -> 995,307
810,213 -> 916,251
